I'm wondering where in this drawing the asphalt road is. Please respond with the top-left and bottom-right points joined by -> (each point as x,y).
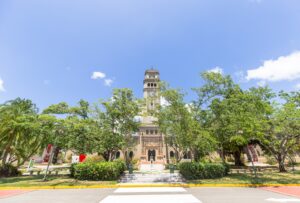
1,187 -> 299,203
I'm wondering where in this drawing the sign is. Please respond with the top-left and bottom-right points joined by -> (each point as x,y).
72,155 -> 79,163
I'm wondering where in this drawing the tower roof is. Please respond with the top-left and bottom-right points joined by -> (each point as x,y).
144,69 -> 159,75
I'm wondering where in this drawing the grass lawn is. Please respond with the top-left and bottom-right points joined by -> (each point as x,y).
188,170 -> 300,185
0,175 -> 117,188
1,171 -> 300,188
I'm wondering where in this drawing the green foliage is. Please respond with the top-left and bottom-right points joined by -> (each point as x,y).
72,161 -> 126,181
193,72 -> 274,166
179,162 -> 227,180
92,88 -> 140,162
0,98 -> 54,167
0,164 -> 22,177
157,85 -> 216,163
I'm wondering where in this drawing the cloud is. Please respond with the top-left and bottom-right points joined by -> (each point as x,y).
208,66 -> 223,74
104,79 -> 113,86
295,83 -> 300,90
0,78 -> 5,92
91,71 -> 106,79
246,51 -> 300,82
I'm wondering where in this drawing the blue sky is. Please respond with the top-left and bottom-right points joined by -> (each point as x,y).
0,0 -> 300,110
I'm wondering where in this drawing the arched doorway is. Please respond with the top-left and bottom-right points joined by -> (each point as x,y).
115,151 -> 120,159
129,151 -> 134,159
148,149 -> 156,161
170,151 -> 175,158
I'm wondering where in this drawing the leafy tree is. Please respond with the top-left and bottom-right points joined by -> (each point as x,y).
0,98 -> 53,167
92,88 -> 140,162
193,72 -> 272,166
157,86 -> 216,163
42,99 -> 97,155
259,92 -> 300,172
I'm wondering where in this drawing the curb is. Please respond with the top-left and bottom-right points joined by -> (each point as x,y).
1,183 -> 300,190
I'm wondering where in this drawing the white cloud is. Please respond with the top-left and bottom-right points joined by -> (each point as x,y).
91,71 -> 106,79
104,79 -> 113,86
246,51 -> 300,82
0,78 -> 5,92
295,83 -> 300,90
208,66 -> 223,74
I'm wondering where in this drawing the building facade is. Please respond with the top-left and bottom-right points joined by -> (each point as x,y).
130,69 -> 169,164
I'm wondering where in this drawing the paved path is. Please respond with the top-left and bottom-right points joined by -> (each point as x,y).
0,190 -> 32,199
262,186 -> 300,198
1,187 -> 300,203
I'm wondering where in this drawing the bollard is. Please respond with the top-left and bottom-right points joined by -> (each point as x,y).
128,164 -> 133,174
169,164 -> 175,174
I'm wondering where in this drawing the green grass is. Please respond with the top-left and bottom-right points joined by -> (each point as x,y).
0,175 -> 117,188
1,171 -> 300,188
188,170 -> 300,185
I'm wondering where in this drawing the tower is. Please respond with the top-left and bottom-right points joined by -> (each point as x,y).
143,69 -> 160,113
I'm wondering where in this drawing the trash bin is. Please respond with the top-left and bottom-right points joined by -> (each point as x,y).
169,164 -> 175,174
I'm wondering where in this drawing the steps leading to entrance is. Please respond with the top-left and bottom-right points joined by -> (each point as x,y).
139,164 -> 165,172
119,172 -> 185,184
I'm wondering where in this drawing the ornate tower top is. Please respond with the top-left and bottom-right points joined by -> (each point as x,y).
143,69 -> 160,113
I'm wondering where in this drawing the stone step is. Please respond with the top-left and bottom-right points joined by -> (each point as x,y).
119,172 -> 185,183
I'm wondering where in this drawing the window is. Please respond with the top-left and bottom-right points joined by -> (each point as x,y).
116,151 -> 120,159
146,130 -> 149,134
155,130 -> 158,134
129,151 -> 134,159
151,83 -> 153,87
154,83 -> 157,87
170,151 -> 175,158
150,130 -> 153,134
148,83 -> 150,87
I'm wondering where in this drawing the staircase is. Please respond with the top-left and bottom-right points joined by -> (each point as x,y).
119,164 -> 185,184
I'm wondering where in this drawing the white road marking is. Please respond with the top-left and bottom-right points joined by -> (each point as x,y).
114,187 -> 186,193
266,198 -> 300,202
100,194 -> 201,203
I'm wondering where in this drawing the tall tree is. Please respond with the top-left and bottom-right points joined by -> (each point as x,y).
0,98 -> 53,167
93,88 -> 140,162
193,72 -> 272,165
259,92 -> 300,172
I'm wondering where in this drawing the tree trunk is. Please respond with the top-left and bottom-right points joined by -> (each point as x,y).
278,156 -> 287,172
233,150 -> 244,166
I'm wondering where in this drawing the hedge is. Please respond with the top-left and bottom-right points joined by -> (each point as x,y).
71,160 -> 126,181
179,162 -> 228,180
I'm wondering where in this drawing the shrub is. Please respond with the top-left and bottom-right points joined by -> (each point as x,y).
0,164 -> 21,177
72,160 -> 125,181
179,162 -> 227,180
265,156 -> 276,165
84,155 -> 105,163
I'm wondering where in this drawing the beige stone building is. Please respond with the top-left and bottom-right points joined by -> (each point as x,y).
117,69 -> 170,164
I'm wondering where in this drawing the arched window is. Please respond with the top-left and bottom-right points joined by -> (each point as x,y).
116,151 -> 120,159
154,83 -> 157,87
129,151 -> 134,159
170,151 -> 175,158
148,83 -> 150,87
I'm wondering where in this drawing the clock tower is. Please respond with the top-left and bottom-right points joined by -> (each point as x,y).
143,69 -> 160,113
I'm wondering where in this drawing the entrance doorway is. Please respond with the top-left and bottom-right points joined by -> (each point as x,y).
148,149 -> 156,161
